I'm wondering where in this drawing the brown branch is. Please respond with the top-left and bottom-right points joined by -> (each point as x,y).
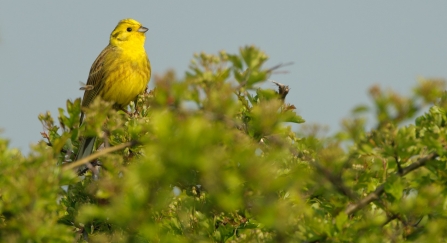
344,152 -> 438,215
311,161 -> 358,200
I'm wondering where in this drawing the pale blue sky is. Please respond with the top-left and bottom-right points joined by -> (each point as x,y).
1,1 -> 446,153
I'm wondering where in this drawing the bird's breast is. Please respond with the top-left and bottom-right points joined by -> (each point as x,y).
100,49 -> 150,107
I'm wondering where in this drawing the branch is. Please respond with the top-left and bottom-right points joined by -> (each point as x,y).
62,141 -> 137,171
344,152 -> 438,215
311,161 -> 358,200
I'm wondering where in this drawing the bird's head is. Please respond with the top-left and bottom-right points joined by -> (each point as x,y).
109,18 -> 148,47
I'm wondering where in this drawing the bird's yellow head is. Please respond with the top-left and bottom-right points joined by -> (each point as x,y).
109,18 -> 148,47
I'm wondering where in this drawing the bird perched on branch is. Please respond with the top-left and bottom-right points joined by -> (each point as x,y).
76,18 -> 151,168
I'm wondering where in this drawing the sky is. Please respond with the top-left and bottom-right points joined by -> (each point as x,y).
1,1 -> 446,154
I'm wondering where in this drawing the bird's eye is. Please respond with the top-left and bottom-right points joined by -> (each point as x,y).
126,27 -> 132,32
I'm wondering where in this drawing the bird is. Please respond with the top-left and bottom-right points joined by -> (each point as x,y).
75,18 -> 151,169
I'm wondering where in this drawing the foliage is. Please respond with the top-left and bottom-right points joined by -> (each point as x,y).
1,46 -> 447,242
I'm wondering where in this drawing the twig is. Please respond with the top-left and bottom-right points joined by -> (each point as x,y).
41,132 -> 68,153
344,152 -> 438,215
382,214 -> 399,227
271,80 -> 290,101
311,161 -> 358,200
63,141 -> 137,171
267,62 -> 294,73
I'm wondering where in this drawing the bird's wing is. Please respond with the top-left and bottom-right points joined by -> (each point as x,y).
81,45 -> 113,108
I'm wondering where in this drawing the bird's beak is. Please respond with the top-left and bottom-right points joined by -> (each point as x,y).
138,26 -> 149,33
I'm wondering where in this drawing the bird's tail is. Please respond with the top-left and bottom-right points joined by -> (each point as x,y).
75,136 -> 97,174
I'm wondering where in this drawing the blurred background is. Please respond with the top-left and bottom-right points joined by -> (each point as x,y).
1,1 -> 446,153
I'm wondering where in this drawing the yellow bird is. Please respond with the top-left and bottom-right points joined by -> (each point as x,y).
76,19 -> 151,164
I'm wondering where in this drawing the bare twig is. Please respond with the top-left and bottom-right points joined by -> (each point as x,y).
267,62 -> 294,73
63,141 -> 137,171
41,132 -> 68,154
311,161 -> 358,200
271,80 -> 290,101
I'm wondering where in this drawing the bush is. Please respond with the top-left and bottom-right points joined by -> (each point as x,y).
1,46 -> 447,242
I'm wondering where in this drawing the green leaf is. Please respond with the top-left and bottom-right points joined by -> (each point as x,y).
335,212 -> 348,231
384,176 -> 403,200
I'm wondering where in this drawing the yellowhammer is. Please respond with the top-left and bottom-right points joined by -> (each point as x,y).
76,18 -> 151,163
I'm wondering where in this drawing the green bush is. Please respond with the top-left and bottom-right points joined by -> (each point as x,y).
1,46 -> 447,242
